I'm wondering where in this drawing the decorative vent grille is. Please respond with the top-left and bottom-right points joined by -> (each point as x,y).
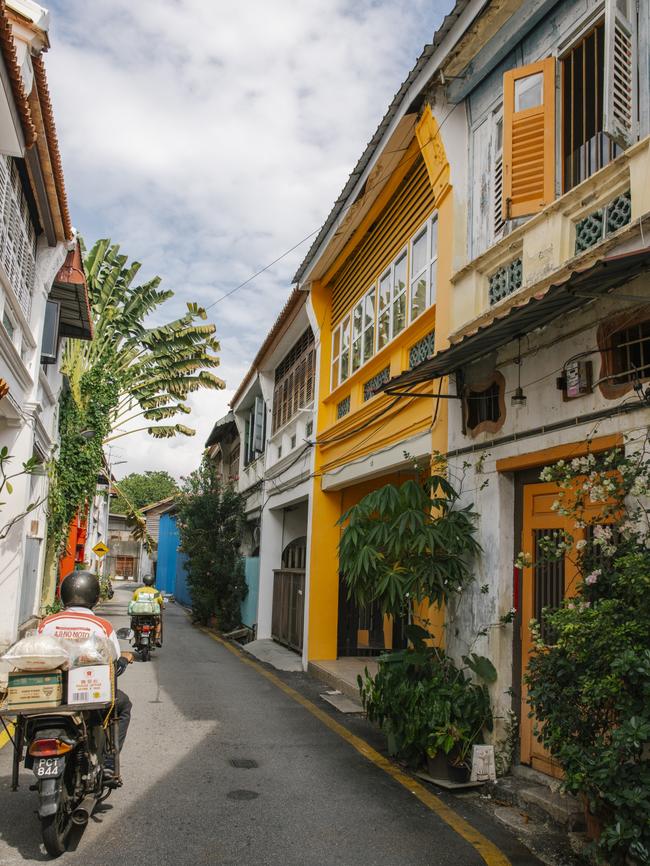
363,366 -> 390,402
330,156 -> 434,328
488,258 -> 523,306
0,156 -> 37,319
336,396 -> 350,419
409,330 -> 435,370
575,190 -> 631,254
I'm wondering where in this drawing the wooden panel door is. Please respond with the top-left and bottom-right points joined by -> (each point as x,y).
520,482 -> 580,776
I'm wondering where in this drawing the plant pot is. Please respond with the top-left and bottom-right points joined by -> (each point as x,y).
426,751 -> 471,783
447,759 -> 471,784
582,797 -> 604,841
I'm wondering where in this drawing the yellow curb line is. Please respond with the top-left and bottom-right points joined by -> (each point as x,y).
200,627 -> 511,866
0,722 -> 15,751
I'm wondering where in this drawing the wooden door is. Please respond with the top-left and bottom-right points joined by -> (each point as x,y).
520,482 -> 580,775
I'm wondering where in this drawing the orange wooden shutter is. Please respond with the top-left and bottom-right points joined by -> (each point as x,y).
502,57 -> 556,220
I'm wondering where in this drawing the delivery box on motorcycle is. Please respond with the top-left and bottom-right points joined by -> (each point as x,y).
128,599 -> 160,616
6,671 -> 63,709
66,665 -> 112,705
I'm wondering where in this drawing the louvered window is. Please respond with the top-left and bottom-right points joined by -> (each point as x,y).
272,328 -> 315,434
503,57 -> 556,220
493,113 -> 505,237
0,156 -> 37,319
604,0 -> 637,148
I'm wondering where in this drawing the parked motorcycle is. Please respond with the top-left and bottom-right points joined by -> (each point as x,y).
129,615 -> 158,661
2,642 -> 130,858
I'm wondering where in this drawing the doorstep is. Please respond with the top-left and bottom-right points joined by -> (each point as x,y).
243,639 -> 303,672
307,658 -> 377,705
472,766 -> 587,866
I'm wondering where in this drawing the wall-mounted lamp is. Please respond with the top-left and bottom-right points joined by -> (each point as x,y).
78,429 -> 97,441
511,337 -> 527,408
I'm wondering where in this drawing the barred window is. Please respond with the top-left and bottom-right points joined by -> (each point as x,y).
463,373 -> 506,436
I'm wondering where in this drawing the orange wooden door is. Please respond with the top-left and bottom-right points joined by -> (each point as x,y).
520,482 -> 580,775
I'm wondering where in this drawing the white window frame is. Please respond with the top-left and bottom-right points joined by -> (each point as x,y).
409,215 -> 438,323
391,250 -> 408,339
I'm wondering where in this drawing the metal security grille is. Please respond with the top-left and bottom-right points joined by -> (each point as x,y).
612,320 -> 650,384
562,22 -> 621,191
533,529 -> 565,643
466,381 -> 500,430
272,329 -> 315,433
409,330 -> 435,370
0,156 -> 37,318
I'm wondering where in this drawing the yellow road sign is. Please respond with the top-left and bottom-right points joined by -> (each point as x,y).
92,541 -> 109,558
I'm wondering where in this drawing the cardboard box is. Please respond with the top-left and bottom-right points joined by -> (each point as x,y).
66,665 -> 112,705
6,671 -> 63,709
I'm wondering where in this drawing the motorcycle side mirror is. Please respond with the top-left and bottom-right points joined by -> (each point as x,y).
116,627 -> 134,640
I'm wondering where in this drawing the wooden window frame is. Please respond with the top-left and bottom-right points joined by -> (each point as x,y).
597,305 -> 650,399
463,371 -> 506,438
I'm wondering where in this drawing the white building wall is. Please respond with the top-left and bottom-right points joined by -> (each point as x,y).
445,274 -> 650,738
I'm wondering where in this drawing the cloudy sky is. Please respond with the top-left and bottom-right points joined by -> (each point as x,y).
46,0 -> 454,481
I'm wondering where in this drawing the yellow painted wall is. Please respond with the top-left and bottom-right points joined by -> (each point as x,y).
307,107 -> 454,661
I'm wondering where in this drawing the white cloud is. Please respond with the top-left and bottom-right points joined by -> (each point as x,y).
46,0 -> 453,479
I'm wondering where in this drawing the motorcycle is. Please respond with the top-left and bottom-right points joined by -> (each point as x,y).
129,615 -> 159,661
1,635 -> 131,858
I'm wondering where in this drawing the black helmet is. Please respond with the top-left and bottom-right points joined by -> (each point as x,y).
60,570 -> 101,609
142,574 -> 155,587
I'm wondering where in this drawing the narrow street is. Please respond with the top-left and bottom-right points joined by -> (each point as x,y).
0,585 -> 541,866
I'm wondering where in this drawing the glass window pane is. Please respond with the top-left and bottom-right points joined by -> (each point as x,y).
412,230 -> 427,277
363,324 -> 375,361
332,328 -> 340,359
430,218 -> 438,261
341,317 -> 350,349
514,72 -> 543,112
394,253 -> 407,296
378,271 -> 391,312
364,290 -> 375,330
392,292 -> 406,337
410,276 -> 427,321
430,260 -> 437,304
378,310 -> 390,350
352,303 -> 363,340
352,338 -> 362,372
340,348 -> 349,381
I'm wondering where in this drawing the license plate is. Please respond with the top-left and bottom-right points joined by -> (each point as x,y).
33,757 -> 65,778
141,635 -> 149,643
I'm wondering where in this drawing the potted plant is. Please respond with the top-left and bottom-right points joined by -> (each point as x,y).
359,625 -> 495,774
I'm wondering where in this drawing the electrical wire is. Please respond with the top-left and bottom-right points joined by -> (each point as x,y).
202,104 -> 459,313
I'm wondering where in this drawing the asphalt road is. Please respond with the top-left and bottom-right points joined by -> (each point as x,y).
0,584 -> 542,866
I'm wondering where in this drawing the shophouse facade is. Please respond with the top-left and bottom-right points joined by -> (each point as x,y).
0,0 -> 91,649
229,289 -> 317,659
293,4 -> 486,667
385,0 -> 650,775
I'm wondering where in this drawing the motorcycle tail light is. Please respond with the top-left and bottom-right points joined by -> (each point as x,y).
29,738 -> 73,757
142,625 -> 151,632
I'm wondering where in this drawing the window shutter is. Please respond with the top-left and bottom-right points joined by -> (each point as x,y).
604,0 -> 638,148
502,57 -> 556,220
253,396 -> 265,453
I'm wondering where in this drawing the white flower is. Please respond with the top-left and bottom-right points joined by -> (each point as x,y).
585,570 -> 600,585
576,539 -> 587,550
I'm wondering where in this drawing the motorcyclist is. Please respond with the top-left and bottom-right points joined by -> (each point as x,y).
38,570 -> 133,771
131,574 -> 163,646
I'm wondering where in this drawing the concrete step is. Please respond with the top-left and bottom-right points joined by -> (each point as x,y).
520,786 -> 585,831
490,804 -> 581,866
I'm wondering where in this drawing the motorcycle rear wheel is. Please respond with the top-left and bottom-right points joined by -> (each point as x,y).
141,645 -> 150,662
41,799 -> 72,857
